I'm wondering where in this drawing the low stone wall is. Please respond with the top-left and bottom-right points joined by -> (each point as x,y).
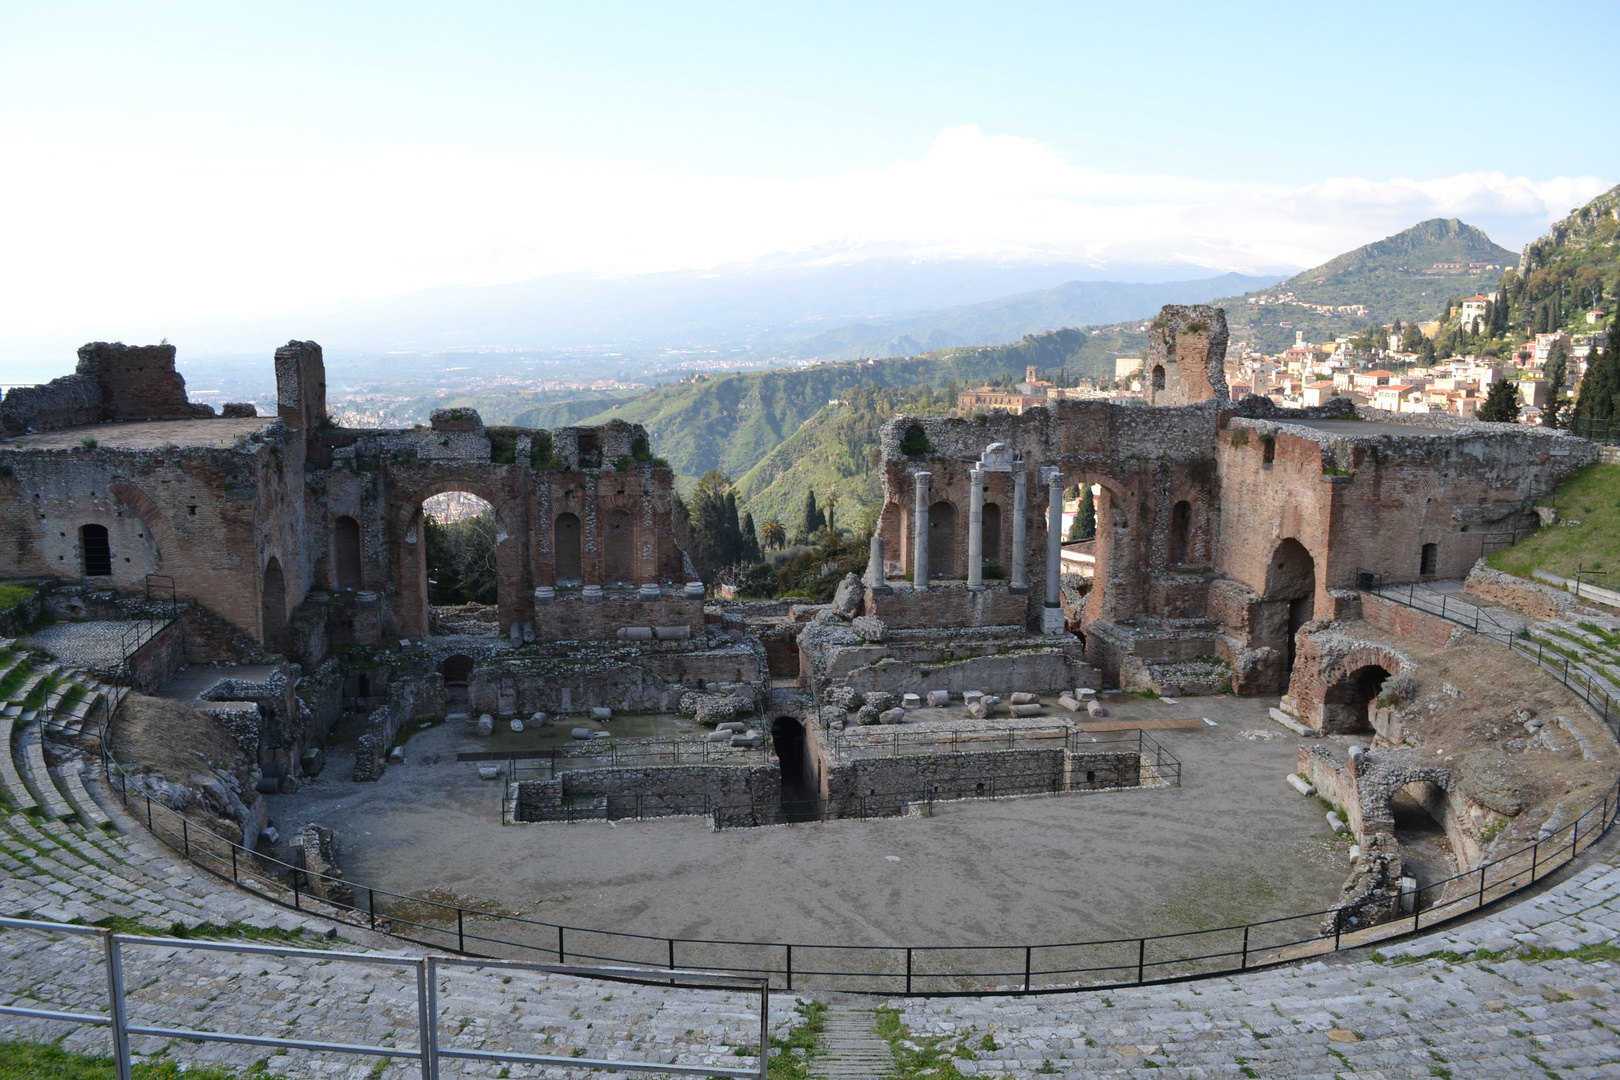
514,764 -> 780,828
1359,591 -> 1457,648
127,619 -> 185,692
864,584 -> 1028,629
537,593 -> 704,642
836,649 -> 1093,697
1463,563 -> 1573,621
825,746 -> 1140,817
0,584 -> 45,638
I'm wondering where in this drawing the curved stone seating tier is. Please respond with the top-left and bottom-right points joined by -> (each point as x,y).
17,716 -> 73,821
52,763 -> 108,829
0,709 -> 36,813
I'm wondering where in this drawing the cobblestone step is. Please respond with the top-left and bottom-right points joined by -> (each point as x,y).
812,1007 -> 892,1079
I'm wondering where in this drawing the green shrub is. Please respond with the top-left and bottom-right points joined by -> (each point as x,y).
900,425 -> 931,456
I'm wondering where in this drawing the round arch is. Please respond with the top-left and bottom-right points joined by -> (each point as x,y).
389,474 -> 527,638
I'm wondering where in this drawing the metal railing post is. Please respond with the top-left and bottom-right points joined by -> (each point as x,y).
758,977 -> 769,1080
182,818 -> 189,860
1137,938 -> 1145,983
104,931 -> 132,1080
420,957 -> 436,1080
558,925 -> 565,963
1478,864 -> 1487,908
786,943 -> 793,991
905,947 -> 912,994
1023,946 -> 1032,992
457,908 -> 465,953
1240,925 -> 1250,971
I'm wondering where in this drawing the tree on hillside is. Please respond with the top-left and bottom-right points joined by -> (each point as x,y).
797,491 -> 825,543
1477,378 -> 1520,423
761,518 -> 787,550
739,510 -> 762,564
1067,486 -> 1096,542
686,470 -> 755,582
1574,340 -> 1620,426
1400,324 -> 1425,352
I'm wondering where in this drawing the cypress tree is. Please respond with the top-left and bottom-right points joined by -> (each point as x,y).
740,511 -> 761,564
1477,378 -> 1520,423
1067,486 -> 1096,541
800,491 -> 820,542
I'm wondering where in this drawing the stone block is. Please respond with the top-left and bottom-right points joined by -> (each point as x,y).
475,714 -> 494,735
1085,700 -> 1106,718
926,690 -> 949,707
1010,692 -> 1039,705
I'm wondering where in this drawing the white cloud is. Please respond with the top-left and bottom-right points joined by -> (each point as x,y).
0,124 -> 1607,336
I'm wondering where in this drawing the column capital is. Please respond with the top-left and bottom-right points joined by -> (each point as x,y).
1039,465 -> 1064,486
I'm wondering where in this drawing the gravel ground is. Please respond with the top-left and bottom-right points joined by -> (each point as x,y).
267,694 -> 1352,957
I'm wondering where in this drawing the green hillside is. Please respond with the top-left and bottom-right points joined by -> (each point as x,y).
580,327 -> 1143,481
1213,219 -> 1516,352
733,384 -> 954,529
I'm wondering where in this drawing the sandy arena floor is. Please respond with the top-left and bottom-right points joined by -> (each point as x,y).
268,693 -> 1353,956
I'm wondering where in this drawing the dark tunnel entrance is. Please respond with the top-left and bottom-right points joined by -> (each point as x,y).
771,716 -> 820,821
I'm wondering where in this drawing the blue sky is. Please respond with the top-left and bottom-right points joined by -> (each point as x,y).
1,1 -> 1615,353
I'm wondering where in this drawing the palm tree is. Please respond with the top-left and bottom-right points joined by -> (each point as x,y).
761,518 -> 787,550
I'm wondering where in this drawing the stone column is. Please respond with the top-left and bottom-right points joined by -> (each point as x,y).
866,533 -> 886,589
1042,466 -> 1065,633
967,468 -> 984,588
912,472 -> 931,589
1011,468 -> 1028,592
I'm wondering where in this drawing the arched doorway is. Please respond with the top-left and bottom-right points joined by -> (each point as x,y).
262,557 -> 288,654
1420,542 -> 1438,579
423,492 -> 497,605
1320,663 -> 1390,734
1152,365 -> 1166,392
603,507 -> 634,585
555,512 -> 582,585
982,502 -> 1002,570
80,524 -> 112,577
333,516 -> 363,590
1168,500 -> 1192,566
441,654 -> 475,717
1266,538 -> 1316,675
771,716 -> 817,821
928,500 -> 957,579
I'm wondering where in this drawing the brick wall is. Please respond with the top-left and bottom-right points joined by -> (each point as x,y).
864,583 -> 1027,628
1359,591 -> 1457,647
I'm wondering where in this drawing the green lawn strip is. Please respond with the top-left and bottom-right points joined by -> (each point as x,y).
0,1039 -> 289,1079
88,916 -> 316,945
0,585 -> 35,614
1376,942 -> 1620,967
1488,464 -> 1620,580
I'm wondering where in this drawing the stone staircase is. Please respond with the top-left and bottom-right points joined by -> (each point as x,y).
812,1006 -> 896,1079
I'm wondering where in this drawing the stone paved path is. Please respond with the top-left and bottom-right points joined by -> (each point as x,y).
811,1006 -> 892,1079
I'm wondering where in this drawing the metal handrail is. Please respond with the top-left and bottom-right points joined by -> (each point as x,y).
0,916 -> 767,1080
94,717 -> 1616,995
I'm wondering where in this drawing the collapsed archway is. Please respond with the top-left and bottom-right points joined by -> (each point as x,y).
1320,662 -> 1391,734
1391,780 -> 1457,907
1266,538 -> 1316,675
262,557 -> 288,654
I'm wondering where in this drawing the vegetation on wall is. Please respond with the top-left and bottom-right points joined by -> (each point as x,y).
424,511 -> 497,604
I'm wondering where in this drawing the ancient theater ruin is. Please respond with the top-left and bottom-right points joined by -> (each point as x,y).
2,304 -> 1615,953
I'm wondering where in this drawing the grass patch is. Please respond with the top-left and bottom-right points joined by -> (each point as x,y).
0,660 -> 33,699
0,584 -> 35,614
89,916 -> 315,944
766,1000 -> 826,1080
0,1039 -> 290,1079
1489,463 -> 1620,580
874,1006 -> 987,1079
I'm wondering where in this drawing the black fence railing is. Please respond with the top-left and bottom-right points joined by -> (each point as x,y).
1358,571 -> 1617,736
1570,416 -> 1620,445
96,747 -> 1620,995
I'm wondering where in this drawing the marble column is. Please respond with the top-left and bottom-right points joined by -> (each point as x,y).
866,533 -> 886,588
1042,466 -> 1065,633
967,468 -> 984,588
1011,468 -> 1028,591
912,472 -> 931,589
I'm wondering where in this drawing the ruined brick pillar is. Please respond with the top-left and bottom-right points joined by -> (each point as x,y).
967,467 -> 984,589
274,340 -> 327,431
1042,466 -> 1064,633
1011,469 -> 1028,591
912,472 -> 931,589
